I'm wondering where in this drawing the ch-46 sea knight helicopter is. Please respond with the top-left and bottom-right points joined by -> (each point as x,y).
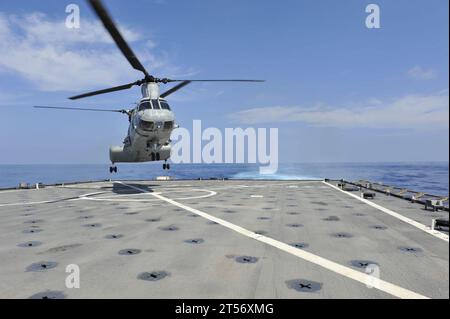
35,0 -> 264,173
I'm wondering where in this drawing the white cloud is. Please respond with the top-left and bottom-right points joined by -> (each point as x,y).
0,12 -> 190,92
228,92 -> 449,130
407,66 -> 437,80
10,12 -> 140,45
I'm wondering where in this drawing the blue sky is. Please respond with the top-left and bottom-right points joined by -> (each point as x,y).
0,0 -> 448,164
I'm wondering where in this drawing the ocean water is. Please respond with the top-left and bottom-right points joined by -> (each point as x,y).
0,162 -> 448,196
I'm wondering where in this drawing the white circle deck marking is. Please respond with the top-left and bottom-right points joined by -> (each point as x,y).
0,181 -> 304,208
79,188 -> 216,202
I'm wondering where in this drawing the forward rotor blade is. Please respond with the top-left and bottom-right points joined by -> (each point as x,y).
160,81 -> 191,98
88,0 -> 149,77
34,106 -> 128,113
169,79 -> 265,83
69,81 -> 138,100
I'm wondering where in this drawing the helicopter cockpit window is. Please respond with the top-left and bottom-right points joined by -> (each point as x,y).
164,121 -> 174,130
160,101 -> 171,110
151,99 -> 161,110
138,101 -> 152,111
138,119 -> 154,131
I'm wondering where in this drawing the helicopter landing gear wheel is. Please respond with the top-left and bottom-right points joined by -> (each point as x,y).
163,161 -> 170,170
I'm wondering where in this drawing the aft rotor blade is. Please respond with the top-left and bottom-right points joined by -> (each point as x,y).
88,0 -> 149,77
69,81 -> 138,100
160,81 -> 191,98
34,106 -> 128,113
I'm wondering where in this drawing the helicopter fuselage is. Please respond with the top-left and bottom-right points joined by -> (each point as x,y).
109,91 -> 176,164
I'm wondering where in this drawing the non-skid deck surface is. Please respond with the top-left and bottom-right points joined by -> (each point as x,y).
0,180 -> 448,299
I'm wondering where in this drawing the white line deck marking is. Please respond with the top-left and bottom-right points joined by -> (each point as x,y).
0,190 -> 109,207
0,200 -> 55,207
323,181 -> 449,243
117,181 -> 429,299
